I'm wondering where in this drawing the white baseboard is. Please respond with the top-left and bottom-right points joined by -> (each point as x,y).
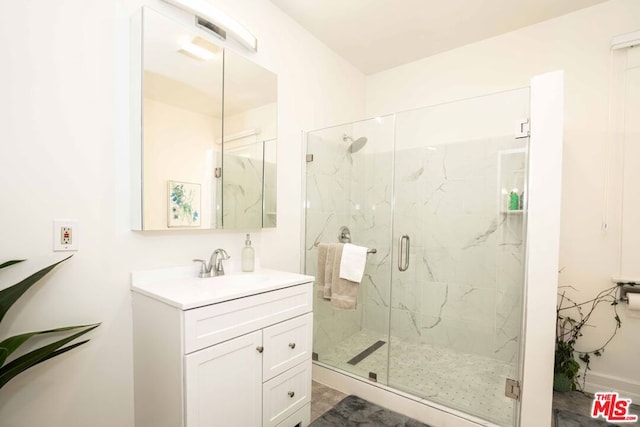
583,371 -> 640,403
312,362 -> 498,427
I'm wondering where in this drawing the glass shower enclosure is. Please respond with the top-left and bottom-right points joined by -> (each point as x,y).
305,88 -> 530,426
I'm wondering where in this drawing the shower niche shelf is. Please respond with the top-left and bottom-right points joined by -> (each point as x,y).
498,148 -> 527,213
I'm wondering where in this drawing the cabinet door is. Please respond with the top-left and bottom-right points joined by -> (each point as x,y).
185,331 -> 262,427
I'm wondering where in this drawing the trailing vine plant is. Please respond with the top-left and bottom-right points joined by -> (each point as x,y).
555,282 -> 627,392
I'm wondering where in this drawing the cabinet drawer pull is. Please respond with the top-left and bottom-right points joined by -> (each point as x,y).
288,391 -> 295,398
288,342 -> 296,349
256,346 -> 264,353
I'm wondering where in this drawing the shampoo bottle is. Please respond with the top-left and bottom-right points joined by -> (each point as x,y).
509,189 -> 520,211
241,233 -> 255,272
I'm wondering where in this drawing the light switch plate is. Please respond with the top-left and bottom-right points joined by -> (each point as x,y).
53,219 -> 79,251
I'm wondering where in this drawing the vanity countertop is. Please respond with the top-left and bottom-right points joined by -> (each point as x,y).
131,267 -> 314,310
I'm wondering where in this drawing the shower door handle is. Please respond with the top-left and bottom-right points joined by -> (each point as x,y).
398,235 -> 410,272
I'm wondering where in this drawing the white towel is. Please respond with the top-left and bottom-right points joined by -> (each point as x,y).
338,243 -> 367,283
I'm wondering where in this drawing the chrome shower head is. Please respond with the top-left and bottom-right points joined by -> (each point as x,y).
342,134 -> 368,154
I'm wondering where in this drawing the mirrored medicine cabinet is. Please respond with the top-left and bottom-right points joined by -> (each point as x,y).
131,7 -> 277,231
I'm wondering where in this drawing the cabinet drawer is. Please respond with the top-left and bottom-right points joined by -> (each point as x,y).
263,360 -> 312,427
263,313 -> 312,381
184,283 -> 312,353
276,403 -> 310,427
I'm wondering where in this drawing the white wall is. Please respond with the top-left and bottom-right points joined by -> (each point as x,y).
620,47 -> 640,278
0,1 -> 364,426
225,102 -> 278,143
366,0 -> 640,400
143,97 -> 221,229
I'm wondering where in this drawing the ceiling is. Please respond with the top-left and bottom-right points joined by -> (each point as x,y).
270,0 -> 608,74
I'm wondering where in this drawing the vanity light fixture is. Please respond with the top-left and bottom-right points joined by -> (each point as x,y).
179,40 -> 216,61
162,0 -> 257,52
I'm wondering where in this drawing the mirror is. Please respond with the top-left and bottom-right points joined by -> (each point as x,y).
131,7 -> 277,230
222,51 -> 277,229
133,7 -> 223,230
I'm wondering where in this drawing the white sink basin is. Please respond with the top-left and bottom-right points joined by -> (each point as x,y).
131,268 -> 314,310
202,273 -> 270,286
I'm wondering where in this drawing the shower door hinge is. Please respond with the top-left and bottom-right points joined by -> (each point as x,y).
505,378 -> 521,400
306,154 -> 314,162
515,118 -> 530,139
214,167 -> 222,178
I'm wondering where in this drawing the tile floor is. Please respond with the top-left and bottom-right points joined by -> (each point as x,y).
316,329 -> 517,425
312,382 -> 640,426
553,390 -> 598,416
552,390 -> 639,426
313,330 -> 640,426
311,381 -> 347,423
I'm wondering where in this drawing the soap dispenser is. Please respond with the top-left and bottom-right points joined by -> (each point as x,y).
241,233 -> 255,272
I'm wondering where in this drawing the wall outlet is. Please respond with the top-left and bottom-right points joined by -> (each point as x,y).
53,220 -> 79,251
61,227 -> 72,245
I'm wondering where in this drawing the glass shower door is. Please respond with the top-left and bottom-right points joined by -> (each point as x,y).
305,115 -> 395,383
388,88 -> 530,426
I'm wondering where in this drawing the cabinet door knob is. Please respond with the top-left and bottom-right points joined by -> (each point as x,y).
288,391 -> 295,398
289,342 -> 296,349
256,346 -> 264,353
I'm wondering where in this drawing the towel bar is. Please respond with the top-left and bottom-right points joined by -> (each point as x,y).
313,242 -> 377,254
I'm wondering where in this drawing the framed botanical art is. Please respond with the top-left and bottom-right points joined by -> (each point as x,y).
168,180 -> 201,227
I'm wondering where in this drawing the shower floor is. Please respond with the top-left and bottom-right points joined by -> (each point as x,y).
316,330 -> 517,426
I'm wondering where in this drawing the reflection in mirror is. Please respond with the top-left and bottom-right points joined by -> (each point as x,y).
222,141 -> 264,229
222,50 -> 277,229
263,139 -> 277,227
136,8 -> 223,230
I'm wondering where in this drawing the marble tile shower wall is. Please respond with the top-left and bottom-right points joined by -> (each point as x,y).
350,149 -> 393,338
306,131 -> 365,356
223,155 -> 262,228
306,131 -> 525,364
495,151 -> 527,363
389,136 -> 525,362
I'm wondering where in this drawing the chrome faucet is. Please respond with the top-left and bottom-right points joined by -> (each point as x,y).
210,249 -> 230,276
193,249 -> 231,277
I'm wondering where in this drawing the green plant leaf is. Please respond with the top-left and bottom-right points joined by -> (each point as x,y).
579,353 -> 591,365
32,340 -> 89,366
0,255 -> 72,323
0,323 -> 99,389
0,324 -> 96,366
0,260 -> 25,270
0,255 -> 100,389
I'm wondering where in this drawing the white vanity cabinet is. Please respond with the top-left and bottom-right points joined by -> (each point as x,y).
131,269 -> 314,427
